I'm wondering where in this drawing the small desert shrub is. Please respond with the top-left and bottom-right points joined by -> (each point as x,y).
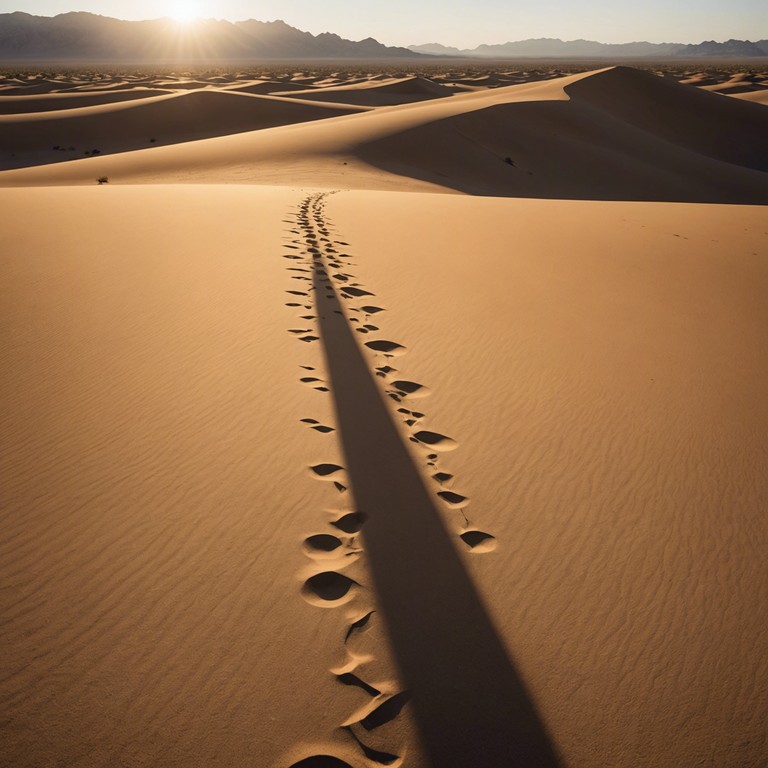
97,176 -> 109,185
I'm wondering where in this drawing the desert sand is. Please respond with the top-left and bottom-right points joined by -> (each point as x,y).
1,63 -> 767,768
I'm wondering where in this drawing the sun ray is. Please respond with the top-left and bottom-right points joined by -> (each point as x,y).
169,1 -> 202,25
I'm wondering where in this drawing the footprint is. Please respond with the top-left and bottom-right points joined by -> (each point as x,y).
432,472 -> 453,484
460,530 -> 497,552
437,490 -> 469,508
300,336 -> 320,343
343,729 -> 400,766
345,610 -> 374,642
332,512 -> 366,534
336,673 -> 381,697
303,534 -> 344,557
289,757 -> 353,768
302,572 -> 358,605
365,340 -> 406,356
310,463 -> 345,479
312,425 -> 335,434
391,380 -> 429,398
413,431 -> 457,451
361,305 -> 384,314
344,692 -> 411,730
342,287 -> 375,298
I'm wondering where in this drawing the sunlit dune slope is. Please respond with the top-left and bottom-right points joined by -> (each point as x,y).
0,88 -> 174,115
225,80 -> 322,95
273,76 -> 455,106
731,89 -> 768,106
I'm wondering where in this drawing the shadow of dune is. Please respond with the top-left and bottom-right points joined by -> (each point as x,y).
311,261 -> 563,767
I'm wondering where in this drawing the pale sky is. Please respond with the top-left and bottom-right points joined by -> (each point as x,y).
2,1 -> 766,48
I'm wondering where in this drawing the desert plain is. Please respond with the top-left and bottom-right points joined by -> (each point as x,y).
1,61 -> 767,768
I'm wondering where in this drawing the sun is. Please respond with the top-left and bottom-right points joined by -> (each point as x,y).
168,1 -> 202,24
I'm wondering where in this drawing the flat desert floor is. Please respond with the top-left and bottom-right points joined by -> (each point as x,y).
1,64 -> 767,768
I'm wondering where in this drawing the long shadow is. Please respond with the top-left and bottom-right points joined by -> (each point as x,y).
312,260 -> 563,767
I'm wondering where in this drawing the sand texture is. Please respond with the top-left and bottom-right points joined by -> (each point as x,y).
1,64 -> 767,768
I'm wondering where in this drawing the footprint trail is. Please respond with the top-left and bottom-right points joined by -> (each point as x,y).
282,193 -> 559,768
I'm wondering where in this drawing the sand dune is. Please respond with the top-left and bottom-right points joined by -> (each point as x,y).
2,62 -> 767,768
225,79 -> 321,95
567,67 -> 767,171
0,88 -> 174,115
0,89 -> 366,170
273,76 -> 455,106
731,89 -> 768,105
697,72 -> 768,94
2,67 -> 766,203
355,66 -> 768,202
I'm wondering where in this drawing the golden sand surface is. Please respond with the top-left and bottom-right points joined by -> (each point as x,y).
1,65 -> 767,768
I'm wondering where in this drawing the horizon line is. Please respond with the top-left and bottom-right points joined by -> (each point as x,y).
2,10 -> 766,49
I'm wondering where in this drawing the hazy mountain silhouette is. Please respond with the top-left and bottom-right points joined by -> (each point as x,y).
409,37 -> 768,58
0,12 -> 427,61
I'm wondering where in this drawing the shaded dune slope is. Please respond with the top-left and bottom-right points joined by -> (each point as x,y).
358,66 -> 768,203
0,89 -> 365,170
568,66 -> 767,172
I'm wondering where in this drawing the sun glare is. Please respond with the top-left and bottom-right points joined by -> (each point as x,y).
169,2 -> 202,25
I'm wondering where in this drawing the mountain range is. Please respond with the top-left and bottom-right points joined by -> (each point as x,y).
0,12 -> 423,61
409,38 -> 768,58
0,13 -> 766,62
